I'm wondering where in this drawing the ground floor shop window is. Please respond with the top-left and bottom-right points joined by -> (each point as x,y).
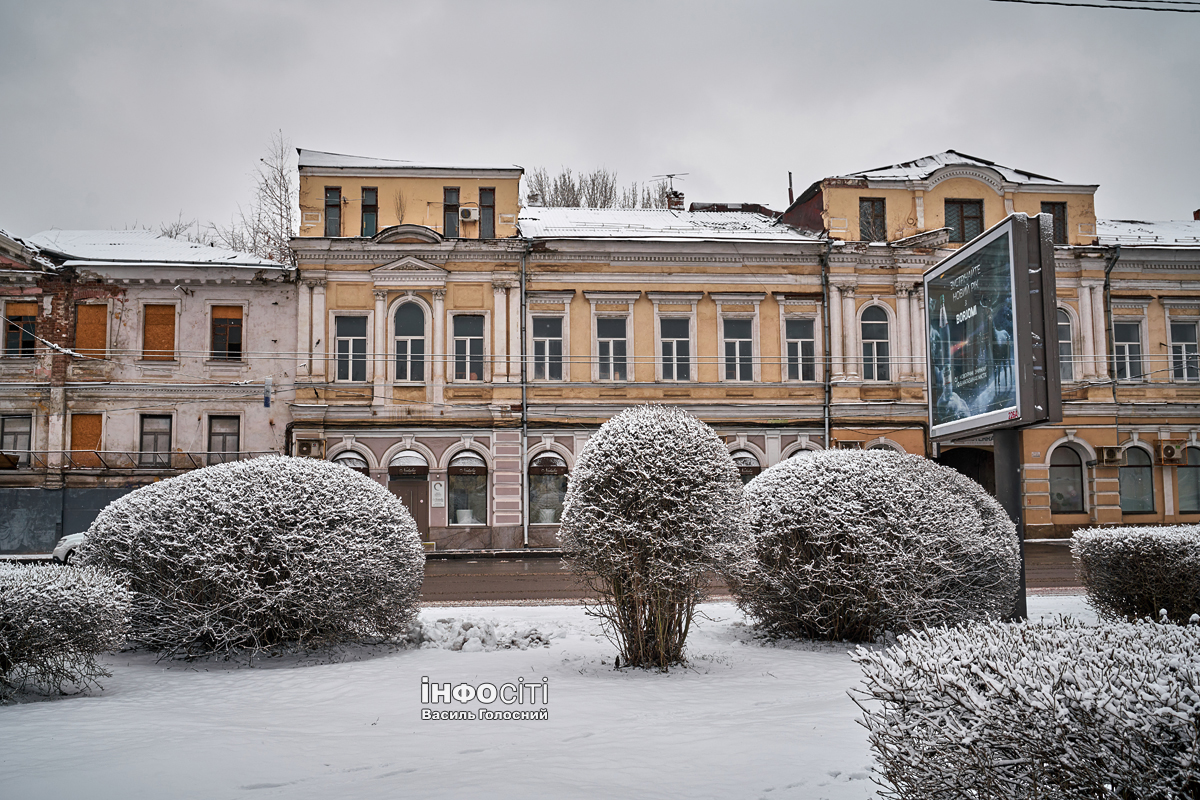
1179,447 -> 1200,514
529,452 -> 568,524
731,450 -> 761,485
1049,446 -> 1084,513
1119,447 -> 1154,513
448,451 -> 487,525
332,450 -> 371,476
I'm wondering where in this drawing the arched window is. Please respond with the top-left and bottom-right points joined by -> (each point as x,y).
1119,447 -> 1154,513
1058,309 -> 1073,382
1179,446 -> 1200,514
731,450 -> 761,485
332,450 -> 370,476
861,306 -> 890,381
789,448 -> 815,459
529,452 -> 569,524
394,303 -> 425,382
448,451 -> 487,525
388,449 -> 429,479
1048,446 -> 1084,513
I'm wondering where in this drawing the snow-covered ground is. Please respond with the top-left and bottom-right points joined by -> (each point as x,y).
0,595 -> 1096,800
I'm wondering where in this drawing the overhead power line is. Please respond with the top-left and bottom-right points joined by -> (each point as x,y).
988,0 -> 1200,11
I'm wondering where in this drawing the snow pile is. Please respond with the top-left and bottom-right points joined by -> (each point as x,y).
559,405 -> 745,668
80,456 -> 425,656
725,450 -> 1020,641
0,563 -> 130,701
853,617 -> 1200,799
401,616 -> 555,651
1074,524 -> 1200,623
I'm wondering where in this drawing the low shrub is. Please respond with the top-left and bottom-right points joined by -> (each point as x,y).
1074,525 -> 1200,623
724,449 -> 1020,641
0,563 -> 130,701
80,455 -> 425,656
853,618 -> 1200,800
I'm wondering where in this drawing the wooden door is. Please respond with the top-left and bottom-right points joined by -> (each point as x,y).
389,479 -> 430,539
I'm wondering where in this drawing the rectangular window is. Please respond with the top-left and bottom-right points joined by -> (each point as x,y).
324,187 -> 342,237
0,415 -> 32,467
723,318 -> 753,381
211,306 -> 243,361
597,317 -> 627,381
335,316 -> 368,382
139,415 -> 171,467
479,188 -> 496,239
1041,202 -> 1068,245
361,187 -> 378,237
75,303 -> 107,358
532,317 -> 563,381
453,314 -> 485,381
945,199 -> 984,243
1114,322 -> 1143,381
208,416 -> 240,465
661,318 -> 691,381
785,318 -> 816,381
69,413 -> 102,468
443,187 -> 460,238
4,301 -> 36,357
142,304 -> 176,361
859,197 -> 887,242
1172,322 -> 1199,382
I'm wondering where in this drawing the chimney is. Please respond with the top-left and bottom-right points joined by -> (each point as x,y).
666,189 -> 685,212
1194,208 -> 1200,221
788,171 -> 794,205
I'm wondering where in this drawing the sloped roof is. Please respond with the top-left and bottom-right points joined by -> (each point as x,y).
297,149 -> 522,173
841,150 -> 1065,186
1097,219 -> 1200,247
29,230 -> 284,269
517,208 -> 817,242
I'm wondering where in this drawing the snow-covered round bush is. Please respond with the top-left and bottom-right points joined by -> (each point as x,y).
725,450 -> 1019,641
80,455 -> 425,655
1074,525 -> 1200,623
853,617 -> 1200,799
0,563 -> 130,701
558,405 -> 744,669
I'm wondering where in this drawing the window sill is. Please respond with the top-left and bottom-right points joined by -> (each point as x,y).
448,523 -> 488,527
205,359 -> 245,366
1120,511 -> 1158,516
136,359 -> 179,365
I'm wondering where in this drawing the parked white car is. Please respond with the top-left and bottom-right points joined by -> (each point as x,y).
52,532 -> 87,565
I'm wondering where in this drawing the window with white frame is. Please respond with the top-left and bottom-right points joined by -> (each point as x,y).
1119,446 -> 1154,513
1058,309 -> 1074,382
861,306 -> 890,381
335,316 -> 368,382
785,318 -> 816,382
1113,322 -> 1143,381
597,318 -> 628,381
1172,321 -> 1199,382
394,302 -> 425,382
453,315 -> 485,381
723,319 -> 753,381
532,317 -> 564,381
661,318 -> 691,381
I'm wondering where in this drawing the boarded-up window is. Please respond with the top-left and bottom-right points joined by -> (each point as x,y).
70,413 -> 103,468
75,304 -> 108,357
142,305 -> 176,361
4,301 -> 37,357
211,306 -> 243,360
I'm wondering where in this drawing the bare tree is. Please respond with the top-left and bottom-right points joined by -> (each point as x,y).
524,166 -> 669,209
158,212 -> 215,245
212,131 -> 298,265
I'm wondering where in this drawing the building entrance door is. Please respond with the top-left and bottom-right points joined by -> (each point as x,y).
389,479 -> 430,539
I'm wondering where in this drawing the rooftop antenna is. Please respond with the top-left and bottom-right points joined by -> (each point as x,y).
651,173 -> 689,190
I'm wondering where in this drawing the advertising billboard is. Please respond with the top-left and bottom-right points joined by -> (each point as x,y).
925,213 -> 1061,440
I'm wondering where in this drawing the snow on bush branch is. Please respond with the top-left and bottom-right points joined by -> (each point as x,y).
724,450 -> 1020,641
853,617 -> 1200,799
0,563 -> 130,701
80,456 -> 425,656
559,405 -> 744,669
1074,524 -> 1200,623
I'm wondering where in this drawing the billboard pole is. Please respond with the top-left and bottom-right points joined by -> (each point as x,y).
993,427 -> 1028,620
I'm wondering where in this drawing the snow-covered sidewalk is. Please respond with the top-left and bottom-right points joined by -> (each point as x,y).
0,596 -> 1096,800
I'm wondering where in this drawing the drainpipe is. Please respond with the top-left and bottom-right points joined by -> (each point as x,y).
820,238 -> 834,449
520,243 -> 530,547
1103,244 -> 1121,429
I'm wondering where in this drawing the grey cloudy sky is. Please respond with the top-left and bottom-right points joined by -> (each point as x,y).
0,0 -> 1196,237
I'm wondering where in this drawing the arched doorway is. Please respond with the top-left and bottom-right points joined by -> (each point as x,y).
388,449 -> 430,539
936,446 -> 996,496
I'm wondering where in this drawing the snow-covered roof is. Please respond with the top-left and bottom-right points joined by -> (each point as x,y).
297,149 -> 522,174
517,208 -> 818,242
1097,219 -> 1200,247
29,230 -> 285,269
840,150 -> 1065,186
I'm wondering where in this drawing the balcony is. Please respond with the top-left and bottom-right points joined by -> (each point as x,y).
0,450 -> 281,472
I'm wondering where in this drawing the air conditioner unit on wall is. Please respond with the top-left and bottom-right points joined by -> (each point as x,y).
460,207 -> 480,222
1099,446 -> 1122,466
295,439 -> 325,459
1158,440 -> 1186,464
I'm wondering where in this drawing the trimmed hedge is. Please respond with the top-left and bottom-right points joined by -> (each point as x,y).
0,563 -> 130,701
1074,524 -> 1200,623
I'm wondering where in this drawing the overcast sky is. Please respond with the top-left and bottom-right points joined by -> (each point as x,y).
1,0 -> 1196,238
